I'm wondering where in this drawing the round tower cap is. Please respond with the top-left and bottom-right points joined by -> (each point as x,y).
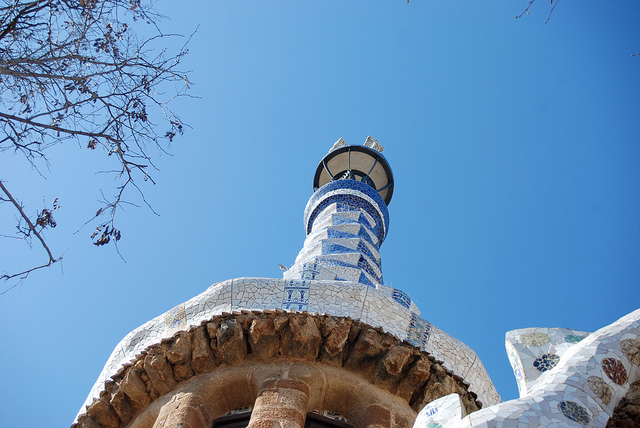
313,138 -> 394,205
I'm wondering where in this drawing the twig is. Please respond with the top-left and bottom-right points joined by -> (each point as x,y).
0,180 -> 61,285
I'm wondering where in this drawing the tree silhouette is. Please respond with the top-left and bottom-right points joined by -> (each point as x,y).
0,0 -> 191,291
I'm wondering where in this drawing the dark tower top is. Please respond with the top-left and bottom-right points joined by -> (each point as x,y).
313,137 -> 394,206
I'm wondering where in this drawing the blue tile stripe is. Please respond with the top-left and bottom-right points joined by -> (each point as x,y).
392,289 -> 412,309
406,313 -> 431,348
304,179 -> 389,243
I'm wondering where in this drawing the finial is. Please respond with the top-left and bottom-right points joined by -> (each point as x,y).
364,136 -> 384,153
330,137 -> 347,151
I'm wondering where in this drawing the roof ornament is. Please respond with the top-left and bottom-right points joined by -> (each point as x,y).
364,136 -> 384,153
330,137 -> 347,152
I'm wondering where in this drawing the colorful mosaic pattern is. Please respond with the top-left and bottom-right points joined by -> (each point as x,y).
521,332 -> 550,347
601,357 -> 628,385
564,334 -> 586,344
533,353 -> 560,372
164,304 -> 186,332
415,311 -> 640,428
621,338 -> 640,365
392,288 -> 411,309
285,179 -> 389,287
558,401 -> 591,425
282,279 -> 310,311
505,326 -> 592,398
407,313 -> 431,348
587,375 -> 612,405
300,262 -> 320,280
304,179 -> 388,241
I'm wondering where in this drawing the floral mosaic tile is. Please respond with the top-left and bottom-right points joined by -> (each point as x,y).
533,353 -> 560,372
412,309 -> 640,428
621,338 -> 640,365
558,400 -> 591,425
601,357 -> 628,385
506,326 -> 592,397
587,375 -> 612,405
282,279 -> 310,311
521,332 -> 550,347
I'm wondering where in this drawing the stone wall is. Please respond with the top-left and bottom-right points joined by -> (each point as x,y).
607,379 -> 640,428
74,310 -> 481,428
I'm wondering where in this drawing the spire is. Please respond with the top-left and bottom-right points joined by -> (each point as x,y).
284,138 -> 393,287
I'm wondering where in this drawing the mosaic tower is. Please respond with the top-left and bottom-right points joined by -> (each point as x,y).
74,139 -> 502,428
284,138 -> 392,288
76,138 -> 640,428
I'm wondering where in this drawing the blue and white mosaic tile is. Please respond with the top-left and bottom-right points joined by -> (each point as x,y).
282,279 -> 310,311
78,276 -> 502,420
406,313 -> 432,349
392,288 -> 412,309
287,179 -> 389,288
414,394 -> 466,428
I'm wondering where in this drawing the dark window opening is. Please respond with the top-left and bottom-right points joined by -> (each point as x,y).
212,410 -> 353,428
212,411 -> 252,428
305,412 -> 354,428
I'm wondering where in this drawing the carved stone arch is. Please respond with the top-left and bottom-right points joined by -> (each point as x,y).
74,311 -> 481,428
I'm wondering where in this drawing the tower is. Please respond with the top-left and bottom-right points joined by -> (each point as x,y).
73,138 -> 500,428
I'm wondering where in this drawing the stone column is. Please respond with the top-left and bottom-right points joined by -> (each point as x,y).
153,392 -> 212,428
362,404 -> 392,428
247,379 -> 310,428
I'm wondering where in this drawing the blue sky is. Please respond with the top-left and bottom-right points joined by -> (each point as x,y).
1,1 -> 639,426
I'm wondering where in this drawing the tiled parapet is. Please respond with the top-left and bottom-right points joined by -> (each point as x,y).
506,327 -> 591,397
284,178 -> 389,286
412,309 -> 640,428
414,394 -> 467,428
76,277 -> 500,422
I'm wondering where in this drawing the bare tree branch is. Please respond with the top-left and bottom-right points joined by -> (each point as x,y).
0,180 -> 62,292
516,0 -> 560,23
0,0 -> 192,291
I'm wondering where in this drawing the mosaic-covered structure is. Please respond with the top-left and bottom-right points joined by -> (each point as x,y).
74,138 -> 640,428
413,309 -> 640,427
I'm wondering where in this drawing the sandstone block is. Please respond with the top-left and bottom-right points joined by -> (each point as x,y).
418,364 -> 458,408
397,356 -> 431,403
249,318 -> 280,359
281,315 -> 322,359
173,363 -> 194,382
191,325 -> 216,374
216,319 -> 247,365
144,351 -> 178,396
345,328 -> 387,377
77,415 -> 105,428
166,332 -> 192,365
322,318 -> 352,362
110,387 -> 135,426
373,346 -> 415,391
86,395 -> 120,428
362,403 -> 391,428
121,365 -> 151,409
